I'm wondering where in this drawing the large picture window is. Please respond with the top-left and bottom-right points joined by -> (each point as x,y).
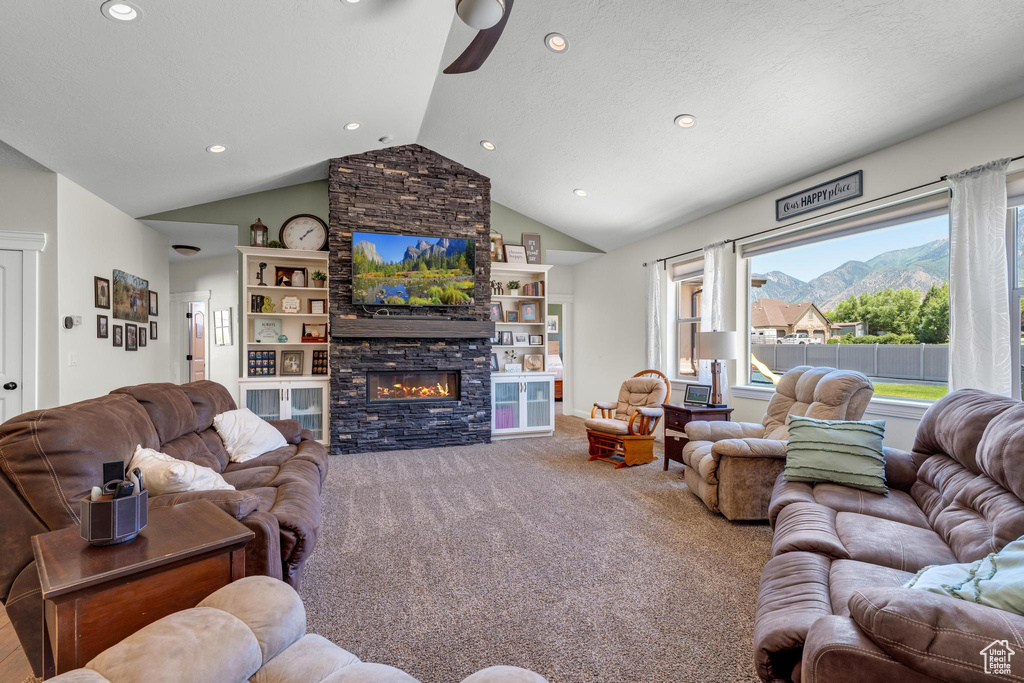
747,212 -> 950,401
676,278 -> 702,377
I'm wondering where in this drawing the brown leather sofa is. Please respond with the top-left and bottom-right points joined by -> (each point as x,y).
0,380 -> 328,676
754,389 -> 1024,682
683,366 -> 873,520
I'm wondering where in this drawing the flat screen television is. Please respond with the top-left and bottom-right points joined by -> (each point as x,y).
351,231 -> 475,306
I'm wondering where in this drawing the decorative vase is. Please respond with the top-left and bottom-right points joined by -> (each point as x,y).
313,279 -> 325,289
509,289 -> 520,297
293,271 -> 305,287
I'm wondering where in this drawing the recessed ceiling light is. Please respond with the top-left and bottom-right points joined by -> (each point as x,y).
480,140 -> 496,151
345,122 -> 361,131
674,114 -> 698,128
206,144 -> 227,153
573,188 -> 588,197
341,0 -> 361,3
545,33 -> 569,53
101,1 -> 140,22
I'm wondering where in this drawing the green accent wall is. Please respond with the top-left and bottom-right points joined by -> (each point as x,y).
490,201 -> 602,261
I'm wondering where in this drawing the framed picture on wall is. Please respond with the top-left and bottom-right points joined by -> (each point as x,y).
125,324 -> 138,351
94,277 -> 110,309
148,291 -> 159,316
97,315 -> 108,339
150,320 -> 158,340
546,315 -> 559,333
113,325 -> 123,347
139,327 -> 147,347
112,270 -> 149,323
522,233 -> 542,264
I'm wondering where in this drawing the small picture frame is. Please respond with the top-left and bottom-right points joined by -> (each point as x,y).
94,276 -> 111,309
514,333 -> 528,344
125,324 -> 138,351
248,350 -> 277,376
281,296 -> 301,314
149,320 -> 157,340
490,353 -> 499,371
490,332 -> 501,344
96,315 -> 108,339
308,298 -> 327,315
489,301 -> 504,322
312,349 -> 329,375
520,302 -> 539,322
139,327 -> 147,347
522,233 -> 542,264
112,324 -> 123,347
524,354 -> 543,372
683,384 -> 713,407
500,331 -> 513,346
490,233 -> 505,262
148,290 -> 159,316
529,334 -> 543,345
546,315 -> 559,333
506,310 -> 520,323
281,350 -> 304,375
503,244 -> 528,264
504,363 -> 523,373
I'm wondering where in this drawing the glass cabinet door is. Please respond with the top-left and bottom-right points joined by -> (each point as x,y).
493,379 -> 521,431
245,387 -> 281,421
289,385 -> 325,442
524,379 -> 552,429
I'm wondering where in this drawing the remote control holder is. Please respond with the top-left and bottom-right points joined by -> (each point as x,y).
80,490 -> 148,546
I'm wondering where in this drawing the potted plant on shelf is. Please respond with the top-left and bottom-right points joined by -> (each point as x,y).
267,240 -> 284,249
311,270 -> 327,289
507,280 -> 521,297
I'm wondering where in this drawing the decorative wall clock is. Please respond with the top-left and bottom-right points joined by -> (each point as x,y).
280,214 -> 328,251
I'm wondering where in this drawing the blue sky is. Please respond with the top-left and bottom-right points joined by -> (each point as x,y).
353,232 -> 466,264
751,214 -> 948,282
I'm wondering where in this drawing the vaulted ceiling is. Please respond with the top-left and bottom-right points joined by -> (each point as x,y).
2,0 -> 1024,251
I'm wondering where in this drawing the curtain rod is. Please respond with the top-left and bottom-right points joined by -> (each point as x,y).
643,153 -> 1024,269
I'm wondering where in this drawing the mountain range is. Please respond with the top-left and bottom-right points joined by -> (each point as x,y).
752,237 -> 949,312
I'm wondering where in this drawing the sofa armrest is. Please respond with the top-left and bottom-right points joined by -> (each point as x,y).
882,447 -> 917,492
266,419 -> 302,445
849,587 -> 1024,681
148,489 -> 261,520
300,429 -> 315,442
684,420 -> 764,442
801,615 -> 934,683
712,437 -> 787,459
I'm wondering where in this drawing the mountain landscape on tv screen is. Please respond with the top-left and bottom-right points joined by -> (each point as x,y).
352,232 -> 475,306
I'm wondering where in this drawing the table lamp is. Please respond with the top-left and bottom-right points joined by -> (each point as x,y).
699,331 -> 737,408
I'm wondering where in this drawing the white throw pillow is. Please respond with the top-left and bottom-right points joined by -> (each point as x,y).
128,445 -> 235,496
213,407 -> 288,463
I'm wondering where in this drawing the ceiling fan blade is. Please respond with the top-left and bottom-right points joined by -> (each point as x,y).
443,0 -> 514,74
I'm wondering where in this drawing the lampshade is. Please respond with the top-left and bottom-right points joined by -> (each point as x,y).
698,331 -> 737,360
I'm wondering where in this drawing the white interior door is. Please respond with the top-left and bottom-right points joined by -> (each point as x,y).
0,250 -> 24,419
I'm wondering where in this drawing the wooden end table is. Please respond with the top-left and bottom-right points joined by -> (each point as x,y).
33,499 -> 254,678
662,403 -> 734,472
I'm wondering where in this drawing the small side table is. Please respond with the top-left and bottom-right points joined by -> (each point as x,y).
33,499 -> 254,678
662,403 -> 734,472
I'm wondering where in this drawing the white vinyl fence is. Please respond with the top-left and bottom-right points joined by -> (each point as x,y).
751,343 -> 949,382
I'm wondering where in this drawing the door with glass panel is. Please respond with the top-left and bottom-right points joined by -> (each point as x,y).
242,383 -> 281,421
492,375 -> 522,434
286,380 -> 328,443
524,378 -> 554,430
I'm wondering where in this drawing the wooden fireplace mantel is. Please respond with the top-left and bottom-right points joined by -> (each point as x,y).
331,318 -> 495,339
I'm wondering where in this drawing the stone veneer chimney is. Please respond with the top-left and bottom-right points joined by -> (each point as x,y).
328,145 -> 492,454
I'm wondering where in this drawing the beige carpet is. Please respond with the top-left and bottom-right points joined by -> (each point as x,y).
302,415 -> 772,683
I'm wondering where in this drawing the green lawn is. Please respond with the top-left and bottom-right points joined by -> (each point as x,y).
874,383 -> 949,401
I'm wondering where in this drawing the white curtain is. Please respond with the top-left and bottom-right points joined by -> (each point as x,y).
947,158 -> 1012,395
699,241 -> 731,404
645,261 -> 662,371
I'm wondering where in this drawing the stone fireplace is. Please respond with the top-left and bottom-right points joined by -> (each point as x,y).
328,145 -> 492,454
366,370 -> 461,403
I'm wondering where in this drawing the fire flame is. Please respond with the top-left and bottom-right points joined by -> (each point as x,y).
376,382 -> 451,400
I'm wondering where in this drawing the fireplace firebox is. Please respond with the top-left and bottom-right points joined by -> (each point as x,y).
367,370 -> 461,403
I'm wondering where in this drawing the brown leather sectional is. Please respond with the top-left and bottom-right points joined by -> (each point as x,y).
754,389 -> 1024,682
0,380 -> 327,676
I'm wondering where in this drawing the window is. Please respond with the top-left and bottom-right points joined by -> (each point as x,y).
676,278 -> 702,377
746,211 -> 950,401
1010,206 -> 1024,397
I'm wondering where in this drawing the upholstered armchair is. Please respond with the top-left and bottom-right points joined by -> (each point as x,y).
586,370 -> 671,468
682,366 -> 873,520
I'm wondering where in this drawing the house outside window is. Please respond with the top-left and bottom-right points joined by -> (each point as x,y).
745,209 -> 951,401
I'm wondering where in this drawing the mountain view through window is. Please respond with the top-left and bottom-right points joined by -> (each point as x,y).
749,214 -> 949,400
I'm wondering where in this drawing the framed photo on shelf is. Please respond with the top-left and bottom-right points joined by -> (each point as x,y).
503,245 -> 528,264
524,354 -> 543,371
97,315 -> 108,339
506,310 -> 520,323
529,334 -> 543,345
504,363 -> 523,373
514,333 -> 528,344
520,302 -> 539,322
308,298 -> 327,314
312,349 -> 329,375
248,350 -> 277,377
490,331 -> 501,344
490,233 -> 505,262
489,301 -> 504,322
94,276 -> 110,309
490,353 -> 499,371
281,350 -> 304,375
683,384 -> 713,407
112,325 -> 123,347
522,233 -> 542,264
499,331 -> 513,346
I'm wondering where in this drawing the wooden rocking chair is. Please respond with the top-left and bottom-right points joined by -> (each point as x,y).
586,369 -> 671,468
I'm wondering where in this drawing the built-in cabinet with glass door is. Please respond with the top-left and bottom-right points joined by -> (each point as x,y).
491,373 -> 556,438
240,381 -> 329,444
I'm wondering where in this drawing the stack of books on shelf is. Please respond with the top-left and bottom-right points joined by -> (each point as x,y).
520,281 -> 544,296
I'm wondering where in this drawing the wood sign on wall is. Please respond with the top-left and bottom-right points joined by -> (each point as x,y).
776,170 -> 863,221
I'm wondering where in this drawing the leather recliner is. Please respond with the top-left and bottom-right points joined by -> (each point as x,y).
754,389 -> 1024,682
0,380 -> 328,676
682,366 -> 874,520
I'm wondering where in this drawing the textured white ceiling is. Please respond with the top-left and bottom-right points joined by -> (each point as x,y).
2,1 -> 1024,251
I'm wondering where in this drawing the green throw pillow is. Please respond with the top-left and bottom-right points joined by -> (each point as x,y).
905,536 -> 1024,616
784,415 -> 887,494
